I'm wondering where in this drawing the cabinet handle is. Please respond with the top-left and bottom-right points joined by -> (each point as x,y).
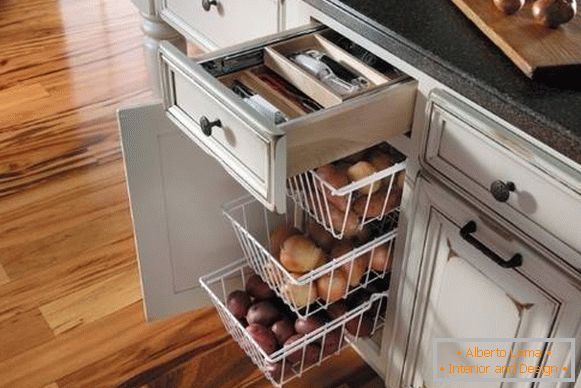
202,0 -> 217,11
460,221 -> 523,268
199,116 -> 222,137
490,180 -> 515,202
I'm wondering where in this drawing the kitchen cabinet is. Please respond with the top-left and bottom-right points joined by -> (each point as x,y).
120,0 -> 581,386
391,176 -> 581,388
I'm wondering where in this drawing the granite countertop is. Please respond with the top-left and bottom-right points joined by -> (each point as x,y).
304,0 -> 581,165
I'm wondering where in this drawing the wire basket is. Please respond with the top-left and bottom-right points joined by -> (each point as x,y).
287,145 -> 406,240
200,259 -> 388,387
223,195 -> 397,318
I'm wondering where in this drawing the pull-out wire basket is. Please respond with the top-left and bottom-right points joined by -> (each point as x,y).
223,195 -> 397,318
200,259 -> 388,387
287,146 -> 406,240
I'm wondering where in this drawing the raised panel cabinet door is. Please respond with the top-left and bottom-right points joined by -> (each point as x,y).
391,177 -> 581,388
118,103 -> 247,320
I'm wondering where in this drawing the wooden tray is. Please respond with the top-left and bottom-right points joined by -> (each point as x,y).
451,0 -> 581,78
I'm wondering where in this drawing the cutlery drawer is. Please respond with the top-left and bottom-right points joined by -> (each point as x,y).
159,25 -> 417,213
422,91 -> 581,264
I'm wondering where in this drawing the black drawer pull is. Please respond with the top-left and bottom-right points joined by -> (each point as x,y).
202,0 -> 217,11
490,180 -> 515,202
460,221 -> 523,269
199,116 -> 222,137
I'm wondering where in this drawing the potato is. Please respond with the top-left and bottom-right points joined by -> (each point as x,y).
370,243 -> 393,272
321,328 -> 342,356
346,288 -> 372,309
395,170 -> 405,191
331,241 -> 369,287
266,362 -> 293,382
280,235 -> 324,273
347,161 -> 379,195
285,334 -> 321,366
270,224 -> 301,257
306,221 -> 335,252
316,270 -> 348,303
326,301 -> 349,321
367,151 -> 396,171
328,203 -> 359,238
353,188 -> 402,219
354,226 -> 372,245
226,290 -> 252,320
247,323 -> 278,354
345,313 -> 374,338
246,300 -> 282,327
281,273 -> 318,308
245,274 -> 275,300
271,319 -> 295,346
330,240 -> 354,259
315,164 -> 350,211
294,316 -> 324,335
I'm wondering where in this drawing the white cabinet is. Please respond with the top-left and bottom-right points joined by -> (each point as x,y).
387,177 -> 581,388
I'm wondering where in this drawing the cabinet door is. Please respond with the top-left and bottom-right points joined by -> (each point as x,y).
118,103 -> 247,320
392,177 -> 581,388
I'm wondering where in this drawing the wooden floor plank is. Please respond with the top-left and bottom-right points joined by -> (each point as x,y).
0,309 -> 55,362
40,266 -> 142,335
0,83 -> 50,111
0,264 -> 8,286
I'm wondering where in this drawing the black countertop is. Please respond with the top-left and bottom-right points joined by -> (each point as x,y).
303,0 -> 581,165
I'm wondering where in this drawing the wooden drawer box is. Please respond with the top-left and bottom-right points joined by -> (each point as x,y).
159,26 -> 417,213
422,91 -> 581,268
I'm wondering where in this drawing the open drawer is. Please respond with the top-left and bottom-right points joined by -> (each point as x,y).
159,24 -> 417,213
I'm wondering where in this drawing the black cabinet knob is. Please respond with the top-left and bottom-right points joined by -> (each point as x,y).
199,116 -> 222,137
202,0 -> 217,11
490,180 -> 515,202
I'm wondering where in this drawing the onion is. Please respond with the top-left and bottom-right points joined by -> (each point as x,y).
532,0 -> 577,28
493,0 -> 525,14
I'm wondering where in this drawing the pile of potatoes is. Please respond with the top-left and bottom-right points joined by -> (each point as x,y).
269,219 -> 394,308
226,273 -> 389,380
313,145 -> 405,238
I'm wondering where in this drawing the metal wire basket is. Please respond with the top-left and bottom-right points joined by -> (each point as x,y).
200,259 -> 388,387
287,147 -> 406,240
223,195 -> 397,318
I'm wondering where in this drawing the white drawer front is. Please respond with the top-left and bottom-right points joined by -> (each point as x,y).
423,91 -> 581,266
161,0 -> 279,49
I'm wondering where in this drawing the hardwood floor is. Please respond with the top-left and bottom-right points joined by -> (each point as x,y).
0,1 -> 383,387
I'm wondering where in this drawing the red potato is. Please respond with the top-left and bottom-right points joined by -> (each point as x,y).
315,164 -> 350,212
316,270 -> 348,303
345,313 -> 374,338
270,224 -> 301,257
247,323 -> 278,354
266,362 -> 294,382
226,290 -> 252,320
245,274 -> 275,300
321,328 -> 343,356
306,221 -> 335,252
294,316 -> 325,335
326,301 -> 349,321
347,161 -> 380,195
280,235 -> 325,273
271,319 -> 295,346
246,300 -> 282,327
285,334 -> 322,366
353,188 -> 402,219
327,203 -> 360,238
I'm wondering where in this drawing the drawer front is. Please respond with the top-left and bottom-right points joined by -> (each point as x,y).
422,91 -> 581,263
160,0 -> 279,49
159,42 -> 287,212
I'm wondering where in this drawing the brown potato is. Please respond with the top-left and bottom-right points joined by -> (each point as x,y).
247,323 -> 278,354
227,290 -> 252,320
353,188 -> 402,219
316,270 -> 348,303
369,243 -> 393,273
245,274 -> 275,300
331,241 -> 369,287
280,235 -> 324,273
367,151 -> 396,171
246,300 -> 282,327
281,273 -> 318,308
294,316 -> 324,335
306,221 -> 335,252
328,203 -> 359,238
315,164 -> 350,211
353,226 -> 372,245
285,334 -> 321,366
347,161 -> 379,195
271,319 -> 295,346
270,224 -> 301,257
